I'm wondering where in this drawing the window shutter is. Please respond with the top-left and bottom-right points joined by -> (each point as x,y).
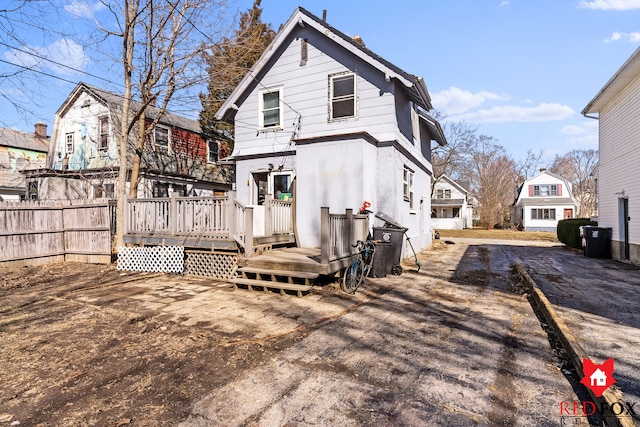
528,185 -> 533,196
558,184 -> 562,196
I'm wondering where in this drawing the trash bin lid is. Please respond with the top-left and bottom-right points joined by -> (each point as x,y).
374,211 -> 407,230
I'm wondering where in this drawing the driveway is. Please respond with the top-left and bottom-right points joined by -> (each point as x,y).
2,238 -> 638,426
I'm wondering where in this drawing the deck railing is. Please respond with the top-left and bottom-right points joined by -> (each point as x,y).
320,207 -> 370,264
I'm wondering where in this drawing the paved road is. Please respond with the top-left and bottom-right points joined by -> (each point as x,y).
180,239 -> 610,426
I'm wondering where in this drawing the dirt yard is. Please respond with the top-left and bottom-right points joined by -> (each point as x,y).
0,259 -> 403,426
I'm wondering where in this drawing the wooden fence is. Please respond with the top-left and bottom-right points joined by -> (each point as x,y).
0,200 -> 112,267
320,207 -> 370,264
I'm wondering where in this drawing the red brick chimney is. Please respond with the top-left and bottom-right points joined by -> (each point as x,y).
34,122 -> 47,138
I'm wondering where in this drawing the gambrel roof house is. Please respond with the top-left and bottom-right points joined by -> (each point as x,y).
582,45 -> 640,264
215,7 -> 447,254
26,82 -> 231,200
0,124 -> 49,200
431,175 -> 476,230
511,168 -> 577,232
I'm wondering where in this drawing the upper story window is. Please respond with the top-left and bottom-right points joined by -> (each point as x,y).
99,117 -> 109,151
435,189 -> 452,199
207,140 -> 219,164
154,126 -> 170,153
533,184 -> 558,196
65,132 -> 74,154
259,87 -> 283,129
329,72 -> 356,120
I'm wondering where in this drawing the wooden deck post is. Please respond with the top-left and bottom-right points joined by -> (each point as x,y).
265,194 -> 273,237
346,208 -> 354,255
228,191 -> 237,239
169,192 -> 178,236
123,195 -> 130,236
320,206 -> 330,264
244,206 -> 254,257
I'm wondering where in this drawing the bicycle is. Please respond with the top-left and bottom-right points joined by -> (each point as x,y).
341,240 -> 377,294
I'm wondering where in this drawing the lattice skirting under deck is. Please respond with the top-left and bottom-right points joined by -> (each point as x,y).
184,251 -> 238,280
117,246 -> 184,273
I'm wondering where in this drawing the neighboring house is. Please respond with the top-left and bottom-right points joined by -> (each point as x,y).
511,168 -> 577,232
25,82 -> 231,200
431,175 -> 476,229
582,45 -> 640,264
0,124 -> 49,200
215,7 -> 446,254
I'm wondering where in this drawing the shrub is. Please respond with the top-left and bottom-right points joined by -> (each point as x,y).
557,218 -> 598,249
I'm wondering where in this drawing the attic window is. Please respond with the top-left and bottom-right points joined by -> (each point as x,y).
82,99 -> 90,108
329,72 -> 356,120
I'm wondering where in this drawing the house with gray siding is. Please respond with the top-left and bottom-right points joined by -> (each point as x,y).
582,45 -> 640,264
216,7 -> 446,255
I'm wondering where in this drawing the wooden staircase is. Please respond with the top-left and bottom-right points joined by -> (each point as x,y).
231,267 -> 317,297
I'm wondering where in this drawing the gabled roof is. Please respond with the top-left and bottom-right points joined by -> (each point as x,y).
513,169 -> 576,206
58,82 -> 201,133
0,127 -> 49,152
215,7 -> 435,123
433,174 -> 470,195
582,46 -> 640,115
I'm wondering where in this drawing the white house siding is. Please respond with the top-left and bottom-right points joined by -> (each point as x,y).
597,74 -> 640,262
51,92 -> 118,171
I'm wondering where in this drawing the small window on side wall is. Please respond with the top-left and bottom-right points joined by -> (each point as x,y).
403,166 -> 414,210
99,117 -> 109,151
329,72 -> 355,120
65,132 -> 74,154
154,127 -> 170,153
207,140 -> 219,163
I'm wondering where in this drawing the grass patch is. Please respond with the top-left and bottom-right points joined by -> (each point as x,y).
435,228 -> 558,242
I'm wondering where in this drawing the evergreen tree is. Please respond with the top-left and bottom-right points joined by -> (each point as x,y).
199,0 -> 275,155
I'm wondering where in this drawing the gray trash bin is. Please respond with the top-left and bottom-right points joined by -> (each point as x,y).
371,227 -> 405,277
583,226 -> 612,258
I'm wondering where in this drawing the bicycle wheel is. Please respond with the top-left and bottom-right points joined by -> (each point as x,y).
342,257 -> 364,294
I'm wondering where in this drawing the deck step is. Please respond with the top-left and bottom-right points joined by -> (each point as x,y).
230,278 -> 313,297
237,267 -> 319,281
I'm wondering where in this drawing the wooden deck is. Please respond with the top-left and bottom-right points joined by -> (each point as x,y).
239,247 -> 353,276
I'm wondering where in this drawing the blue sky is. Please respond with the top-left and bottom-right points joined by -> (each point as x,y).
2,0 -> 640,163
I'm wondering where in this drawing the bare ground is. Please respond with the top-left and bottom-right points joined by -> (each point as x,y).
0,260 -> 402,426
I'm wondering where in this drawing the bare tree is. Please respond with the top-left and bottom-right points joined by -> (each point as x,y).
515,148 -> 546,182
464,136 -> 518,229
95,0 -> 228,247
550,149 -> 598,218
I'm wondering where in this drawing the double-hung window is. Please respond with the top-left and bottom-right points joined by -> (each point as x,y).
329,72 -> 355,120
65,132 -> 74,154
259,87 -> 283,129
403,166 -> 414,210
154,126 -> 170,153
99,117 -> 109,151
207,140 -> 219,163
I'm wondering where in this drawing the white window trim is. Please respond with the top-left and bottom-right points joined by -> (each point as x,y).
258,86 -> 284,131
154,126 -> 171,154
99,116 -> 109,151
403,166 -> 414,210
329,72 -> 357,121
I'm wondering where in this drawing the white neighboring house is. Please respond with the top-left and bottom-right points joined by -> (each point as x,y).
431,175 -> 476,230
215,7 -> 447,255
511,168 -> 577,232
582,45 -> 640,264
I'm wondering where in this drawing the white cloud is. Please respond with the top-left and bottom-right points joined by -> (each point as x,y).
432,86 -> 509,115
561,121 -> 599,147
64,1 -> 106,18
561,121 -> 598,136
4,38 -> 90,75
605,31 -> 640,43
500,1 -> 510,6
579,0 -> 640,10
450,103 -> 574,124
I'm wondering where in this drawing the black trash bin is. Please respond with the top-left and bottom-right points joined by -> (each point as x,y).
583,226 -> 612,258
371,226 -> 405,277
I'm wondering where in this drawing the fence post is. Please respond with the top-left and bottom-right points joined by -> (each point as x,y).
244,206 -> 254,257
124,194 -> 130,235
228,191 -> 236,239
169,192 -> 178,235
320,207 -> 330,264
265,194 -> 273,237
346,208 -> 354,255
